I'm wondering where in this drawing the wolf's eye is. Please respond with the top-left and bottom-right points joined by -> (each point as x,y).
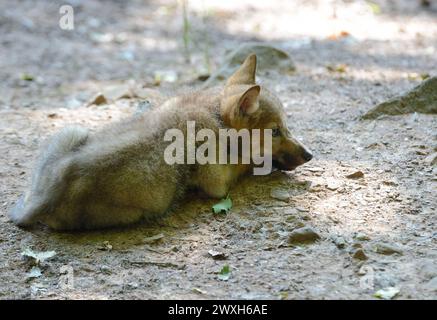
272,128 -> 281,137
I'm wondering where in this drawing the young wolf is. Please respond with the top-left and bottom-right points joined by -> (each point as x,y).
9,54 -> 313,230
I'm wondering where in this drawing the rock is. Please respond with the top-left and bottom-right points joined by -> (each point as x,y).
201,42 -> 296,88
333,236 -> 346,249
208,250 -> 227,260
358,265 -> 372,275
288,227 -> 321,245
293,220 -> 306,229
301,214 -> 311,221
352,249 -> 368,260
100,265 -> 112,275
270,188 -> 290,201
326,179 -> 342,191
97,241 -> 113,251
374,243 -> 403,255
308,181 -> 323,192
361,76 -> 437,119
420,260 -> 437,279
346,171 -> 364,179
424,276 -> 437,292
102,84 -> 132,101
355,233 -> 370,241
424,152 -> 437,166
87,93 -> 108,106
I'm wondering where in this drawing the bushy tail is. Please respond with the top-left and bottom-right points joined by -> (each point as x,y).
9,126 -> 89,227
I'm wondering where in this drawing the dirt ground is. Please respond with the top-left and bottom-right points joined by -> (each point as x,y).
0,0 -> 436,299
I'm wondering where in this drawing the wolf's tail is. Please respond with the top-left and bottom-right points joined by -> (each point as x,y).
9,126 -> 89,227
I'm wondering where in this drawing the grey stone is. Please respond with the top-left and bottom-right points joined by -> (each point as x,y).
374,243 -> 403,255
288,227 -> 321,245
270,188 -> 290,201
201,42 -> 296,88
362,76 -> 437,119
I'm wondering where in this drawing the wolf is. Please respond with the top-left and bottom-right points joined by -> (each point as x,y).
9,54 -> 313,230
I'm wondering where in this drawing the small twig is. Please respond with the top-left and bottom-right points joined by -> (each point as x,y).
127,260 -> 186,270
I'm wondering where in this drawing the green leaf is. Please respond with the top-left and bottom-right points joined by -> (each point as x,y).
374,287 -> 400,300
20,73 -> 34,81
212,196 -> 232,214
367,1 -> 381,14
218,264 -> 230,281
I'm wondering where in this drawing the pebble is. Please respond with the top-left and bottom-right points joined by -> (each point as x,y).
288,227 -> 321,245
87,92 -> 107,106
99,265 -> 112,275
424,152 -> 437,166
270,188 -> 290,201
419,260 -> 437,279
326,179 -> 342,191
424,276 -> 437,292
333,236 -> 346,249
355,233 -> 370,241
352,243 -> 363,249
374,243 -> 403,255
208,250 -> 227,260
352,249 -> 368,260
346,171 -> 364,179
97,241 -> 113,251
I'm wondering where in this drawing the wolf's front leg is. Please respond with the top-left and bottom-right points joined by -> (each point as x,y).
194,164 -> 249,198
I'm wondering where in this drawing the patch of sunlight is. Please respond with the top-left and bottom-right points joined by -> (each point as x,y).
189,0 -> 437,43
296,159 -> 404,237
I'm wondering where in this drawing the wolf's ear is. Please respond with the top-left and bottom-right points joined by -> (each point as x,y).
221,85 -> 260,127
226,54 -> 257,86
237,85 -> 260,115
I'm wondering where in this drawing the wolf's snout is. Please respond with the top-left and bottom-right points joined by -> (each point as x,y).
302,149 -> 313,162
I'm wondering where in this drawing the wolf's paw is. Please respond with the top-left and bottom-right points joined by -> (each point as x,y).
9,196 -> 28,226
9,195 -> 39,228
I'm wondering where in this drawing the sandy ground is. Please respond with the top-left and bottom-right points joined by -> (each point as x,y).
0,0 -> 436,299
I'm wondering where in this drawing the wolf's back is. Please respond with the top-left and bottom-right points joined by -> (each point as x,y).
9,126 -> 89,227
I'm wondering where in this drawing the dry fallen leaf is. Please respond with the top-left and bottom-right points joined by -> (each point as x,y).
21,249 -> 57,265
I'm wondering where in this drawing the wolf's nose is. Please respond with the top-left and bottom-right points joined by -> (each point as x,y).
302,150 -> 313,162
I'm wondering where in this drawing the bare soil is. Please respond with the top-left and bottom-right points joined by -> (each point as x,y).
0,0 -> 436,299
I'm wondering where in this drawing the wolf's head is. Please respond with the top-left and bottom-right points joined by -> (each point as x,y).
220,54 -> 313,171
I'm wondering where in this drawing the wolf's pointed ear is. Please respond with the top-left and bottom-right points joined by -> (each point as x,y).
221,85 -> 260,127
226,54 -> 257,86
237,85 -> 260,115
